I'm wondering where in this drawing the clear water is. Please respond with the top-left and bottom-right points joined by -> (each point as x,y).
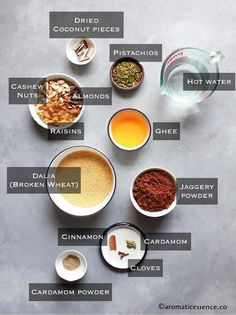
163,57 -> 215,104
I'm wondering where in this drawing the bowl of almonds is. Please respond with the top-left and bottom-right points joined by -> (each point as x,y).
29,73 -> 84,129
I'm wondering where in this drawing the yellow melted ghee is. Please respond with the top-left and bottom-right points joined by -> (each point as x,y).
110,109 -> 150,148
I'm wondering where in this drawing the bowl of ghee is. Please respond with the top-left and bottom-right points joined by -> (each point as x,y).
108,109 -> 151,151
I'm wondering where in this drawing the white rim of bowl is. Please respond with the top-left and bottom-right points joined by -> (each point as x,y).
47,146 -> 116,216
108,109 -> 151,151
130,167 -> 177,217
28,73 -> 84,130
66,38 -> 96,65
55,250 -> 87,281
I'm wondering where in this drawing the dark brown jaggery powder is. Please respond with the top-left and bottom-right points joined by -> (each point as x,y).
133,170 -> 176,212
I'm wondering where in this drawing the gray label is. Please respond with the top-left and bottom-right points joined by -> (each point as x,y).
29,283 -> 112,301
128,259 -> 163,277
58,228 -> 104,246
144,233 -> 191,250
177,178 -> 218,204
47,122 -> 84,140
183,73 -> 235,91
9,77 -> 46,104
110,44 -> 162,62
9,80 -> 112,106
82,88 -> 112,105
7,167 -> 81,194
153,122 -> 180,140
49,12 -> 124,38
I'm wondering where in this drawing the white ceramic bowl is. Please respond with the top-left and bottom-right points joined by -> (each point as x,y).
47,146 -> 116,216
66,38 -> 96,65
29,73 -> 84,129
130,167 -> 177,217
108,109 -> 151,151
55,250 -> 87,281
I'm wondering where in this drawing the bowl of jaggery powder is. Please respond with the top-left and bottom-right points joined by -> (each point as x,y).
130,168 -> 177,217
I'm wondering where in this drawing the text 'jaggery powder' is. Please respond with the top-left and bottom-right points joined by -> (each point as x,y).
133,170 -> 176,212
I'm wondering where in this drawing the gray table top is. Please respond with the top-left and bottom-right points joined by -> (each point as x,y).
1,0 -> 236,314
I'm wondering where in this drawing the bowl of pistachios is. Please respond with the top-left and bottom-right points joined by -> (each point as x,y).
110,57 -> 144,92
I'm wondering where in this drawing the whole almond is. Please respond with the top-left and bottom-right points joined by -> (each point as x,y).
57,80 -> 65,85
51,83 -> 60,91
49,91 -> 57,99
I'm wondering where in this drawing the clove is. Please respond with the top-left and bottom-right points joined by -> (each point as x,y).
118,251 -> 129,260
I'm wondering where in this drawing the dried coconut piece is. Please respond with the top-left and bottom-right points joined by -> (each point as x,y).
74,40 -> 83,51
77,49 -> 86,57
80,56 -> 90,62
86,48 -> 93,59
80,48 -> 89,60
75,42 -> 85,54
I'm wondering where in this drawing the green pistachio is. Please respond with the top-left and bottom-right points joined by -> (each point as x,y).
113,61 -> 143,88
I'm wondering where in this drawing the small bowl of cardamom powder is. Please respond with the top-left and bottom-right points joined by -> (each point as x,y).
55,250 -> 87,281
